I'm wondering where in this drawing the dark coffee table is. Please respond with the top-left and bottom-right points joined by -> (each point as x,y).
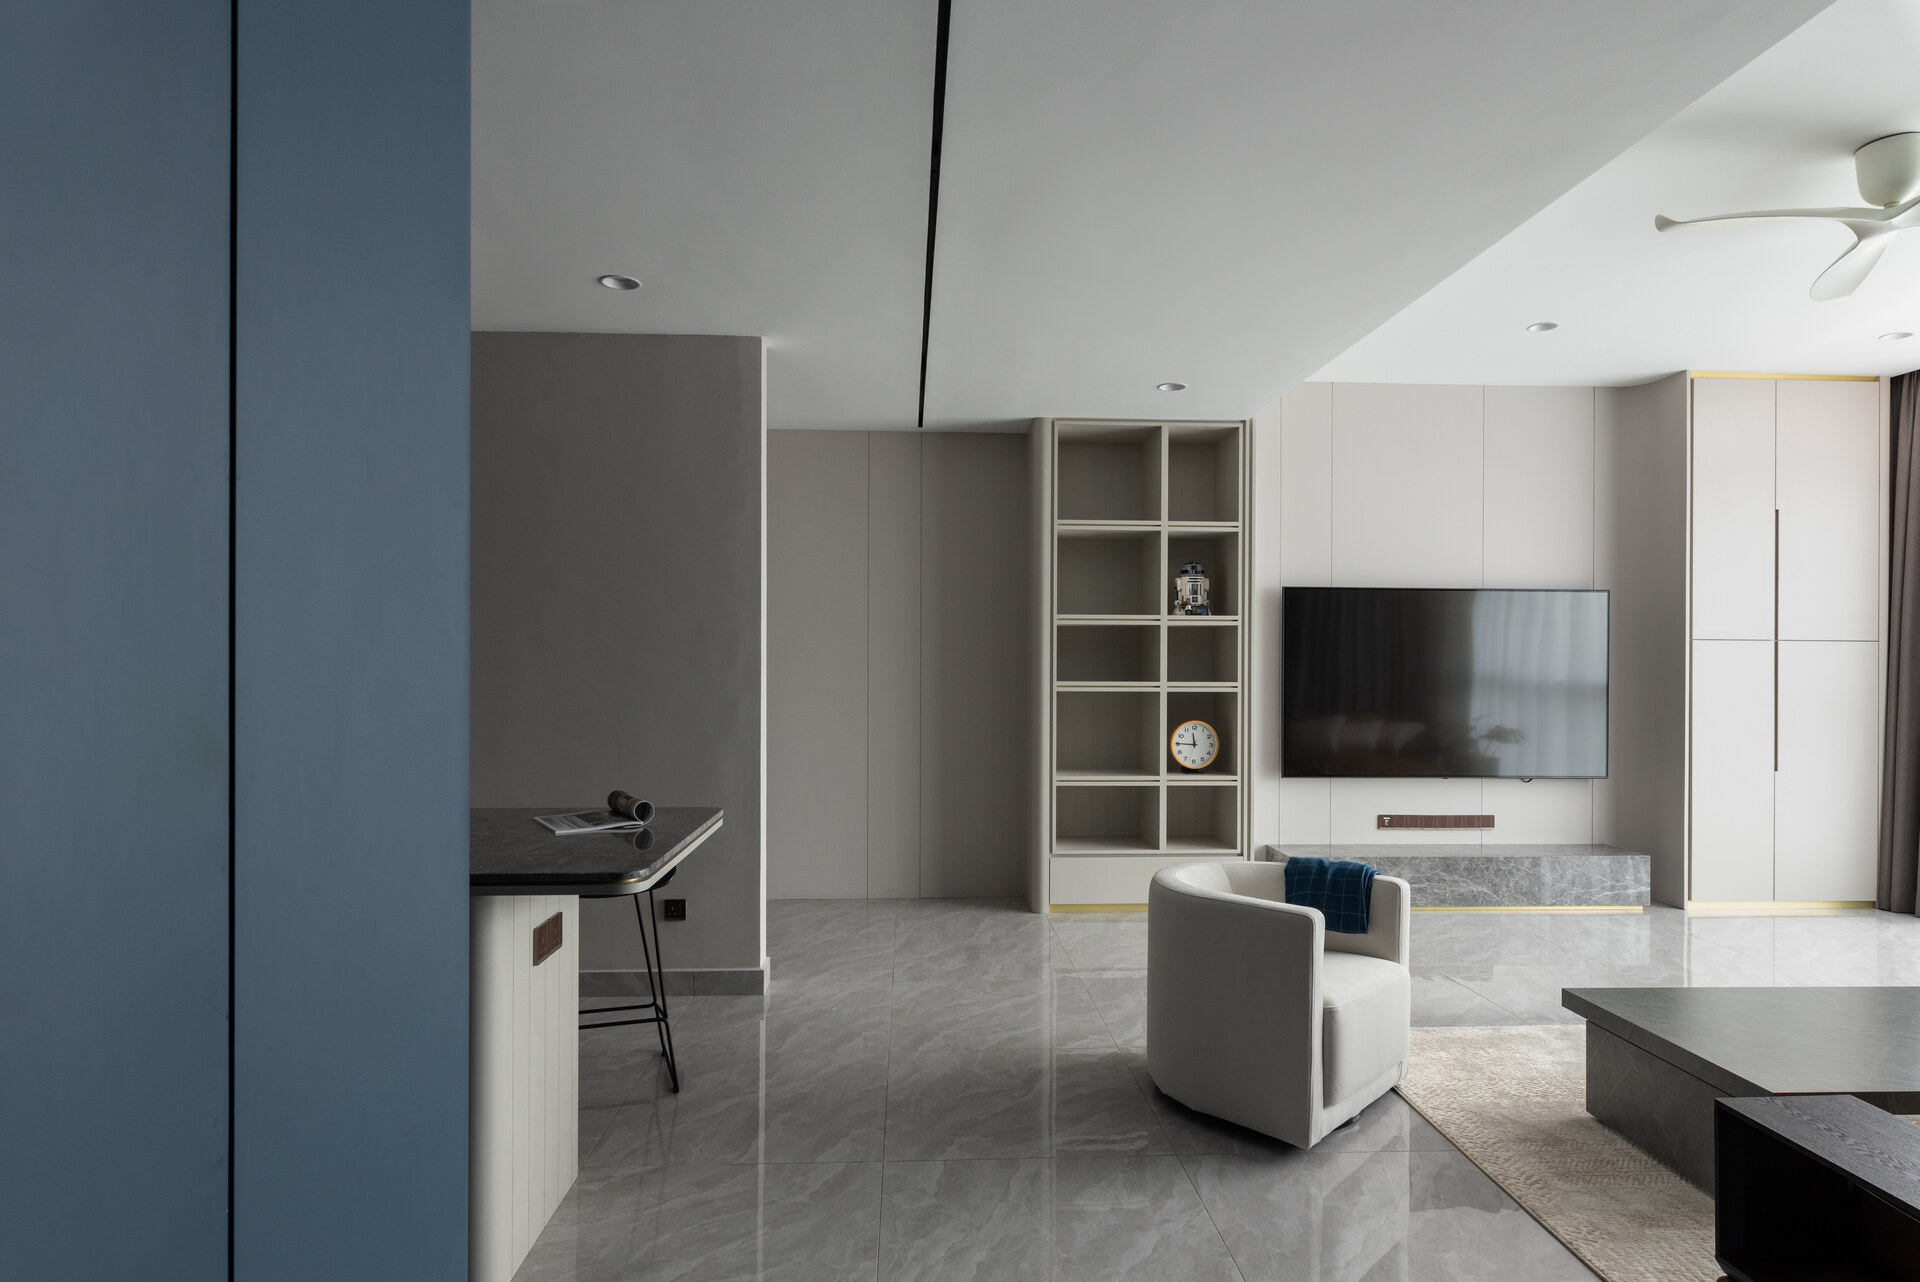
1560,986 -> 1920,1191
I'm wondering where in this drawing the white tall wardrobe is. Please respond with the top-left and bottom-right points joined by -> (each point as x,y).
1688,376 -> 1887,905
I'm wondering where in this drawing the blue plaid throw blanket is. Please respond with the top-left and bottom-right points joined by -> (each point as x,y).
1283,856 -> 1377,934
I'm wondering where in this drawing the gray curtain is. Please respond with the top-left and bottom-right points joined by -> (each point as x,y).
1879,370 -> 1920,913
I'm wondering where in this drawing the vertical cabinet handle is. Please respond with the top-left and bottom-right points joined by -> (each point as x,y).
1773,508 -> 1780,773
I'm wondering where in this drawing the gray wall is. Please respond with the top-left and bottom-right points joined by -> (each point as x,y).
233,4 -> 472,1275
2,4 -> 231,1272
472,332 -> 766,974
6,3 -> 471,1275
767,429 -> 1030,899
1594,374 -> 1691,906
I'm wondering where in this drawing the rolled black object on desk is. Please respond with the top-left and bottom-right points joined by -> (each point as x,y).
608,790 -> 654,825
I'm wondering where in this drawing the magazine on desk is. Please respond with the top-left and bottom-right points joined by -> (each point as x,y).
536,790 -> 655,835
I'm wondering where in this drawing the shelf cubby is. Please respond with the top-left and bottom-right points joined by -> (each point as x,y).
1058,529 -> 1159,617
1056,424 -> 1162,523
1166,690 -> 1238,778
1057,690 -> 1161,778
1058,623 -> 1159,685
1167,424 -> 1241,524
1167,622 -> 1237,685
1166,782 -> 1239,853
1056,784 -> 1160,854
1166,531 -> 1238,618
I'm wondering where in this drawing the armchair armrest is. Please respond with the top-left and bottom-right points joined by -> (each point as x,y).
1324,875 -> 1411,966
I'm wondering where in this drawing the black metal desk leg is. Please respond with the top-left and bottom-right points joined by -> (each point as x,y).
577,885 -> 681,1093
637,887 -> 679,1092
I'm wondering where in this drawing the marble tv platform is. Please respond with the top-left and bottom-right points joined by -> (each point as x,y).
1266,843 -> 1650,908
1563,986 -> 1920,1191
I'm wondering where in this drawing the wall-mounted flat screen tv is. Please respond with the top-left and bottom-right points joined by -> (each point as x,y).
1282,587 -> 1608,779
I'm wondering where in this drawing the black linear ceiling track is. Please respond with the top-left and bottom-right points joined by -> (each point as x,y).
916,0 -> 952,429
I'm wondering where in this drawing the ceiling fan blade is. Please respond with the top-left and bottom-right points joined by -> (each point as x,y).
1654,205 -> 1884,232
1809,231 -> 1893,301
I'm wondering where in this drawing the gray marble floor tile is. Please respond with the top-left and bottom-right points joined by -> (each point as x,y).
1184,1147 -> 1412,1282
888,973 -> 1112,1057
1446,966 -> 1587,1025
677,980 -> 892,1064
767,899 -> 897,986
878,1159 -> 1053,1281
634,1161 -> 883,1281
1408,914 -> 1566,971
584,1023 -> 890,1171
883,1042 -> 1167,1160
1412,974 -> 1528,1026
520,897 -> 1920,1280
1050,1047 -> 1175,1154
1677,938 -> 1808,987
892,898 -> 1063,985
1515,910 -> 1689,970
883,1049 -> 1053,1160
1078,971 -> 1148,1049
512,1164 -> 663,1282
1050,1154 -> 1243,1281
1051,920 -> 1149,972
1188,1146 -> 1596,1282
578,1103 -> 621,1165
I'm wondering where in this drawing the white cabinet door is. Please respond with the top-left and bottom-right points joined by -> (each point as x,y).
1776,380 -> 1881,642
1690,639 -> 1775,901
1774,641 -> 1881,902
1690,379 -> 1775,640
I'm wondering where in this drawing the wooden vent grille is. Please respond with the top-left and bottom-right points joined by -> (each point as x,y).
1377,814 -> 1494,830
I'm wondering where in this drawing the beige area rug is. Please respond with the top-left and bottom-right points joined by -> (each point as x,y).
1395,1025 -> 1719,1282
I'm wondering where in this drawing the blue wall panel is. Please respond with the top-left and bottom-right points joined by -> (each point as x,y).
234,1 -> 470,1277
0,3 -> 233,1275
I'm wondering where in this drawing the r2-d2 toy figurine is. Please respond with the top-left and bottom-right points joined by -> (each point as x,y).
1172,561 -> 1211,615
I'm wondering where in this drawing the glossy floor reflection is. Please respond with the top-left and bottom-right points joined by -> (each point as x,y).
518,900 -> 1920,1280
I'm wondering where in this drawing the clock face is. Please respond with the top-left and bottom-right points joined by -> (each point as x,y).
1170,719 -> 1220,771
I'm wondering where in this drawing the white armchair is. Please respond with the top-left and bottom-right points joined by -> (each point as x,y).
1146,861 -> 1412,1149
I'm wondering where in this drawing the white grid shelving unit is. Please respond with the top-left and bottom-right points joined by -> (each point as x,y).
1030,419 -> 1252,910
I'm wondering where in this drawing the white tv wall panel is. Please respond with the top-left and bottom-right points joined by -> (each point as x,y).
1691,379 -> 1776,641
1776,380 -> 1881,642
1689,639 -> 1777,902
1329,778 -> 1484,845
1774,641 -> 1881,902
1329,383 -> 1482,588
1482,386 -> 1595,589
1483,778 -> 1594,845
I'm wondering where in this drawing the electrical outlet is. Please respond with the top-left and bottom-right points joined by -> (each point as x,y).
662,899 -> 686,921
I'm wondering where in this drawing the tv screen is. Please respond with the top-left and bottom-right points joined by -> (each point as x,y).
1282,587 -> 1608,779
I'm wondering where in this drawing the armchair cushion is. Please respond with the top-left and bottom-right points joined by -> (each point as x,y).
1319,952 -> 1410,1105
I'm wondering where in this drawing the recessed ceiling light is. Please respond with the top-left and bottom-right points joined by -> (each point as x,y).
1156,382 -> 1187,392
598,274 -> 641,291
1880,330 -> 1913,340
1526,321 -> 1559,332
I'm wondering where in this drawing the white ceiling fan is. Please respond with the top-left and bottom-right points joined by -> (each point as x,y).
1654,131 -> 1920,300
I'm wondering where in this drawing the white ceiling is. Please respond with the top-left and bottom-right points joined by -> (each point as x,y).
1316,0 -> 1920,387
471,0 -> 935,431
473,0 -> 1830,431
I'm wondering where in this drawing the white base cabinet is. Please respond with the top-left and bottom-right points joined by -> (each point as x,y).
471,894 -> 579,1282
